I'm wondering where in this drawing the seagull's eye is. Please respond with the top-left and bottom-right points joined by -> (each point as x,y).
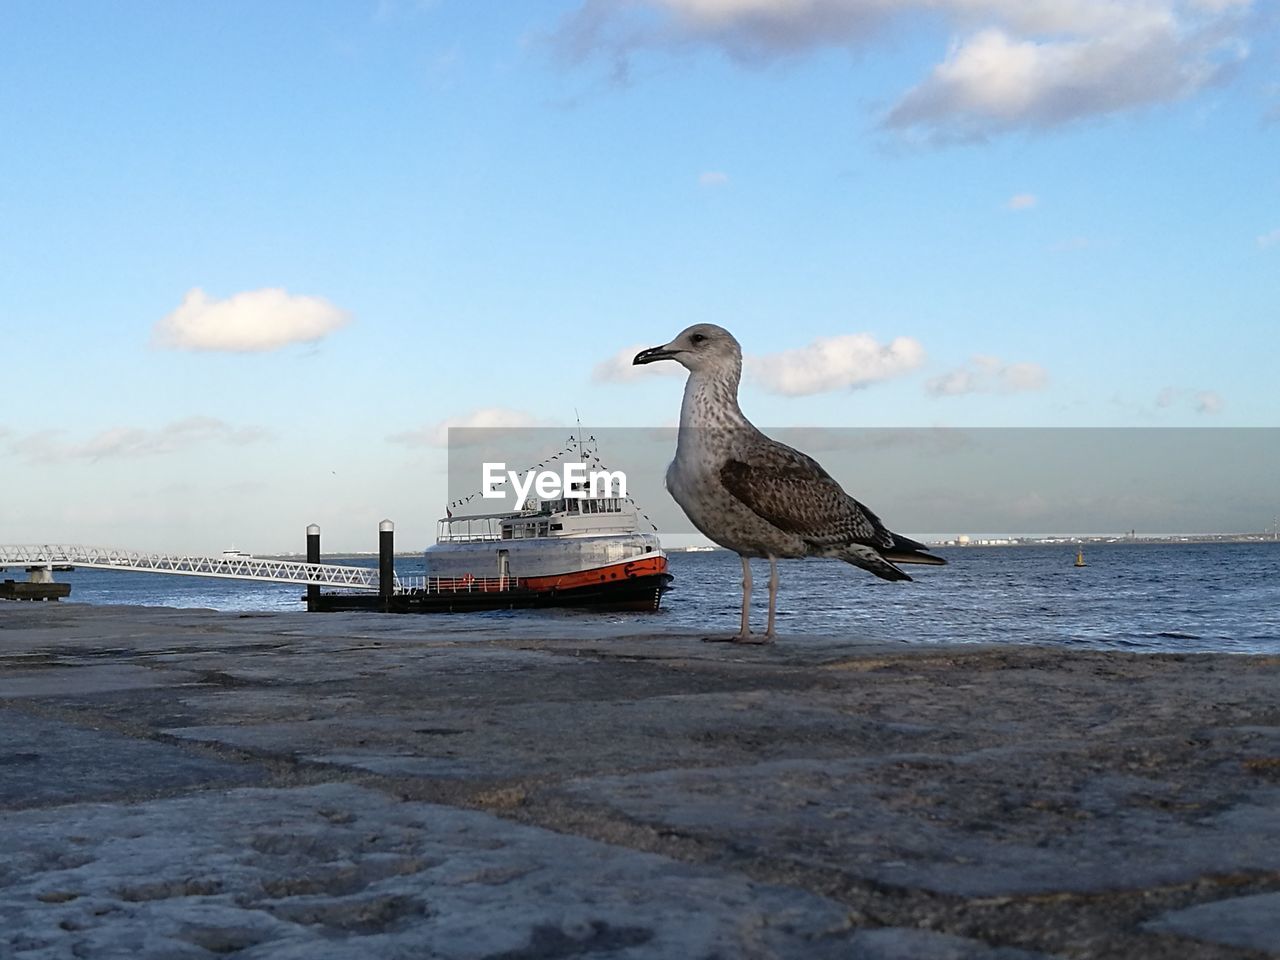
690,333 -> 707,344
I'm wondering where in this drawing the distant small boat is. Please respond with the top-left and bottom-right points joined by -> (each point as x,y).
1074,548 -> 1087,567
221,549 -> 254,561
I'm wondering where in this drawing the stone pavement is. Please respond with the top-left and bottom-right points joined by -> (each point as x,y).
1,603 -> 1277,959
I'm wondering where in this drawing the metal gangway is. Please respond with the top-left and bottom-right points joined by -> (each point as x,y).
0,544 -> 385,591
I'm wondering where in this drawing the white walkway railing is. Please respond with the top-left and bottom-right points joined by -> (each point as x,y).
0,545 -> 385,591
395,575 -> 513,594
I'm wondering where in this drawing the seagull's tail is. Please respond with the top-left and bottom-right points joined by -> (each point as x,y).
835,536 -> 946,583
887,532 -> 947,562
881,549 -> 947,566
881,532 -> 947,569
836,545 -> 914,582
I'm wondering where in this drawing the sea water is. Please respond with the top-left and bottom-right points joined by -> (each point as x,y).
14,543 -> 1278,654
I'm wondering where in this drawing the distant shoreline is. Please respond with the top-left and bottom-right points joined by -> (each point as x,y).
675,536 -> 1280,551
931,535 -> 1280,548
659,537 -> 1280,553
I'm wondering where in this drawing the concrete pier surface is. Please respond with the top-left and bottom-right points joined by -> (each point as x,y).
1,604 -> 1277,959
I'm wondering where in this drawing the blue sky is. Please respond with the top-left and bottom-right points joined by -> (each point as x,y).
2,0 -> 1277,551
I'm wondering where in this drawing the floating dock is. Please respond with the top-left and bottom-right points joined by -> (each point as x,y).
0,579 -> 71,601
312,573 -> 671,613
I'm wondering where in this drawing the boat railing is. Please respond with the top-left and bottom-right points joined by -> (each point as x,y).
396,575 -> 514,594
436,515 -> 506,543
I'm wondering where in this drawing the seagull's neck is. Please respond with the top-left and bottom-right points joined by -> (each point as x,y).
679,362 -> 749,435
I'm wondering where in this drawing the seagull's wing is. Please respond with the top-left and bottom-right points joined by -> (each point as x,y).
718,436 -> 896,552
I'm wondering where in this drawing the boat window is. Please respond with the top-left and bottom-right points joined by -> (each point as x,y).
550,523 -> 563,531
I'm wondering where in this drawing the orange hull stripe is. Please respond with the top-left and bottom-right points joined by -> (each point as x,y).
520,555 -> 669,592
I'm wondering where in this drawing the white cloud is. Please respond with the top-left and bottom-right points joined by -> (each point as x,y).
884,23 -> 1242,141
1187,0 -> 1250,11
698,170 -> 730,186
1155,385 -> 1224,414
1257,228 -> 1280,248
153,288 -> 351,353
6,417 -> 269,464
926,354 -> 1049,396
1007,192 -> 1038,210
593,344 -> 687,383
747,333 -> 926,396
553,0 -> 1253,138
388,407 -> 547,448
1195,390 -> 1224,414
596,332 -> 925,395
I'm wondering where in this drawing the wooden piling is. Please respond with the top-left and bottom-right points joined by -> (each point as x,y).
306,524 -> 321,612
379,520 -> 394,612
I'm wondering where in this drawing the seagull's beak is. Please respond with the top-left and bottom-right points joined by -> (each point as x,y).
633,344 -> 680,365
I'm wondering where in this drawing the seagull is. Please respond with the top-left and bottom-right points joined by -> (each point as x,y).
634,323 -> 945,643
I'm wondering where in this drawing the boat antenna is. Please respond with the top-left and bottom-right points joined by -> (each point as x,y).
574,409 -> 585,460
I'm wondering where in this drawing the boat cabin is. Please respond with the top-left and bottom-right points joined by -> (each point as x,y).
436,495 -> 641,544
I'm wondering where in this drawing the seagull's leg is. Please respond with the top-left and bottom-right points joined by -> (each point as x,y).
703,555 -> 753,642
728,555 -> 776,645
765,555 -> 779,639
733,555 -> 778,644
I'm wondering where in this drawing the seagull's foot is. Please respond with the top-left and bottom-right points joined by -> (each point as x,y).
701,632 -> 774,645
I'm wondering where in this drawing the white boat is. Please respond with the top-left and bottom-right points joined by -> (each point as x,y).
415,492 -> 671,611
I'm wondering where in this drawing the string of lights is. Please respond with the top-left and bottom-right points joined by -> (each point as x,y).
445,434 -> 660,531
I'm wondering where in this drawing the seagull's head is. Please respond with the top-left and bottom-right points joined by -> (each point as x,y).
633,324 -> 742,376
